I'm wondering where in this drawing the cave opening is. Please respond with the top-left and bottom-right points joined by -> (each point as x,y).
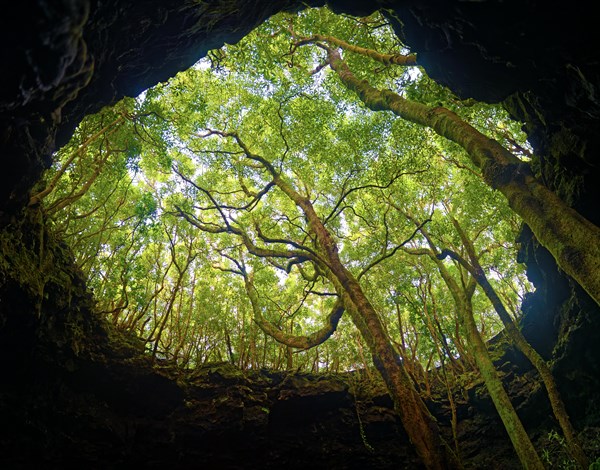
2,2 -> 600,469
40,6 -> 532,372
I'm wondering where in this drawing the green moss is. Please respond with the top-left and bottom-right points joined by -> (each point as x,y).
1,208 -> 104,358
1,210 -> 72,310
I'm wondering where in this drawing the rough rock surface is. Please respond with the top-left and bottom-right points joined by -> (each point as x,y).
2,1 -> 600,468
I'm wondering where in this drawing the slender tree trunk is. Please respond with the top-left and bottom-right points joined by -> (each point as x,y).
442,217 -> 588,467
151,248 -> 194,360
421,246 -> 544,469
459,290 -> 543,469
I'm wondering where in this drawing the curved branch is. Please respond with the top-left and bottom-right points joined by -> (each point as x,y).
173,166 -> 233,229
254,222 -> 320,260
245,274 -> 344,350
323,167 -> 425,226
300,34 -> 417,67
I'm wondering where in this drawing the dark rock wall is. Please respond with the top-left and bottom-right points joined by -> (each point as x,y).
1,1 -> 92,219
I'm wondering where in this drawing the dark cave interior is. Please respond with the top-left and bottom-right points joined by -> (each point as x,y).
1,1 -> 600,468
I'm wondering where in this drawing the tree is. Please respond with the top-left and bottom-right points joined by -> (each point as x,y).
295,34 -> 600,308
172,128 -> 458,468
402,214 -> 544,469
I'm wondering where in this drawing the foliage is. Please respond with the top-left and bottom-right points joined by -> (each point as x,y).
540,430 -> 580,469
38,7 -> 531,376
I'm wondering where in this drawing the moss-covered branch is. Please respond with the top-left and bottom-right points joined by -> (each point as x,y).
324,46 -> 600,308
245,273 -> 344,350
295,34 -> 417,66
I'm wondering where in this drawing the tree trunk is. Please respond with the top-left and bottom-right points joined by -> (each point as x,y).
339,288 -> 458,469
422,245 -> 544,469
272,174 -> 459,469
458,290 -> 543,470
327,48 -> 600,307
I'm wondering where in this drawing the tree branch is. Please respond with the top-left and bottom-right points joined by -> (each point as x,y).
244,273 -> 344,350
358,217 -> 431,280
